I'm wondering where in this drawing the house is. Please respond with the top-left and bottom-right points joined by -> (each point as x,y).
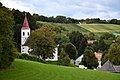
98,60 -> 120,73
87,40 -> 96,44
75,54 -> 83,66
21,14 -> 58,61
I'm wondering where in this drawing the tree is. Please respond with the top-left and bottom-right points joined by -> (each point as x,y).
29,24 -> 56,60
88,32 -> 95,40
55,16 -> 67,23
100,32 -> 115,40
68,31 -> 87,57
82,46 -> 98,69
65,43 -> 77,60
92,39 -> 107,52
58,48 -> 70,66
107,43 -> 120,65
0,4 -> 17,69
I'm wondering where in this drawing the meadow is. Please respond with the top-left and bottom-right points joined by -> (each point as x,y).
0,59 -> 120,80
38,21 -> 120,36
79,24 -> 120,33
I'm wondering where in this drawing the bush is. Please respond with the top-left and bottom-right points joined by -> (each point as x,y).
18,54 -> 45,63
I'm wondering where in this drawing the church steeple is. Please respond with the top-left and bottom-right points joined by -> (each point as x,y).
22,14 -> 29,29
21,13 -> 30,54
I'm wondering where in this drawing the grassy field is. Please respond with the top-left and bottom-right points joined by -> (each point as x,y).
79,24 -> 120,33
0,59 -> 120,80
37,22 -> 120,36
37,21 -> 89,34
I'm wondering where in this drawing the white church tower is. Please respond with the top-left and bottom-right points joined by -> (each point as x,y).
21,14 -> 30,54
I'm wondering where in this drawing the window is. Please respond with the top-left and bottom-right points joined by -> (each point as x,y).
28,32 -> 29,35
23,32 -> 25,36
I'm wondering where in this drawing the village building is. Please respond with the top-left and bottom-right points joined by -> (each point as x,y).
21,14 -> 30,54
21,14 -> 58,61
98,60 -> 120,73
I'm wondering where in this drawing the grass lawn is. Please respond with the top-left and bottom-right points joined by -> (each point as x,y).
0,59 -> 120,80
79,24 -> 120,33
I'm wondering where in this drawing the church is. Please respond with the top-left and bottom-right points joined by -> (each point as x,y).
21,14 -> 58,61
21,14 -> 30,54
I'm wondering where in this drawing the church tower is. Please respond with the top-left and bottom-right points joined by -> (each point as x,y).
21,14 -> 30,54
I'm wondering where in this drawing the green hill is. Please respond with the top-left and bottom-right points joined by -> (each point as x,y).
79,24 -> 120,33
0,59 -> 120,80
37,22 -> 120,36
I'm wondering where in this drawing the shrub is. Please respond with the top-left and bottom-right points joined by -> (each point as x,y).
18,54 -> 45,63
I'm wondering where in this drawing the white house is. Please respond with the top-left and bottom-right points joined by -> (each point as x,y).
75,54 -> 83,66
75,54 -> 87,69
45,47 -> 58,61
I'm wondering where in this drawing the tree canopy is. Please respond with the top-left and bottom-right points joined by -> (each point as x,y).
68,31 -> 87,57
0,4 -> 17,69
29,24 -> 56,60
82,46 -> 98,69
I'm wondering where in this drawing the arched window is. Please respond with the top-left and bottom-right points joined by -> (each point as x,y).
23,32 -> 25,36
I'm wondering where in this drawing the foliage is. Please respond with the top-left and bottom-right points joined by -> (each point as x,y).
65,43 -> 77,60
92,39 -> 107,52
0,59 -> 120,80
18,54 -> 45,63
100,32 -> 115,40
68,31 -> 87,57
0,5 -> 17,69
55,35 -> 69,45
82,46 -> 98,69
107,43 -> 120,65
58,48 -> 70,66
29,24 -> 56,60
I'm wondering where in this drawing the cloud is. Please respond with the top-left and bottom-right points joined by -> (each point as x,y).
0,0 -> 120,19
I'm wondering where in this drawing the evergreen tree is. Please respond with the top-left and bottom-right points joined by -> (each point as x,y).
68,31 -> 87,57
82,46 -> 98,69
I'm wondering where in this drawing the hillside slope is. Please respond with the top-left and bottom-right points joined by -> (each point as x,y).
79,24 -> 120,33
0,59 -> 120,80
37,22 -> 120,36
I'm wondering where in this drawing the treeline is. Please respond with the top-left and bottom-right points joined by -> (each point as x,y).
33,13 -> 120,24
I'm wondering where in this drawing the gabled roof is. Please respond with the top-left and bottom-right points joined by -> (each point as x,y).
22,15 -> 29,29
100,60 -> 116,72
114,66 -> 120,73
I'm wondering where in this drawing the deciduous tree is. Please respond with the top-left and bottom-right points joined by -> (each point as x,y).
29,24 -> 56,60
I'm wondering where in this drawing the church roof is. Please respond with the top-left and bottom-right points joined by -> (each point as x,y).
22,15 -> 30,29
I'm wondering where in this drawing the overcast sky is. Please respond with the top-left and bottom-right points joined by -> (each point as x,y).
0,0 -> 120,19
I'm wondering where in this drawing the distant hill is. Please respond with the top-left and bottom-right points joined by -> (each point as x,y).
79,24 -> 120,33
37,21 -> 120,36
0,59 -> 120,80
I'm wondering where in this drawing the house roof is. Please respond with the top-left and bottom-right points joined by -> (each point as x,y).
22,15 -> 30,30
114,66 -> 120,73
100,60 -> 116,72
99,60 -> 120,73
